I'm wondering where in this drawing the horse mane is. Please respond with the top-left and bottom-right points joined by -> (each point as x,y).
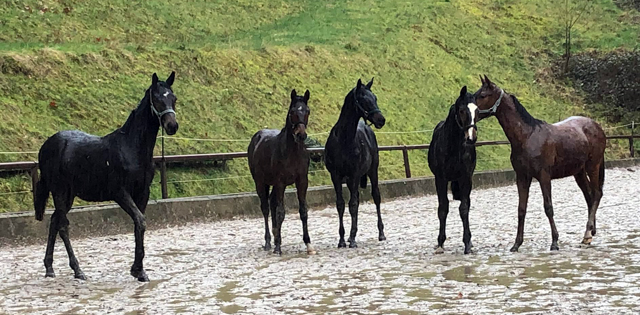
118,90 -> 152,134
511,95 -> 545,128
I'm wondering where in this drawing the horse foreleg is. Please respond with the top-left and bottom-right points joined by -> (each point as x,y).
511,175 -> 532,252
115,191 -> 149,282
346,179 -> 360,248
296,178 -> 315,255
271,185 -> 286,256
331,173 -> 346,248
435,177 -> 449,254
539,174 -> 559,251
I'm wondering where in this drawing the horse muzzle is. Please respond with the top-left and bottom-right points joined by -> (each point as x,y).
370,112 -> 386,129
162,115 -> 179,135
293,124 -> 307,142
465,125 -> 477,145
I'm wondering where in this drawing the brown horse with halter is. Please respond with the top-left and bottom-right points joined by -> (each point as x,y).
473,75 -> 606,252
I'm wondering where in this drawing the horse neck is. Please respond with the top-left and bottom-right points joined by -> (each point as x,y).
443,108 -> 465,152
118,93 -> 161,161
333,92 -> 360,144
278,116 -> 304,154
494,95 -> 535,146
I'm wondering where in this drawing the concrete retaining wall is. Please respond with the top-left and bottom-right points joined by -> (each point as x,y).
1,158 -> 637,246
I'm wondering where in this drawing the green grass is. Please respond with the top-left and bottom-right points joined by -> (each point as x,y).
1,0 -> 638,212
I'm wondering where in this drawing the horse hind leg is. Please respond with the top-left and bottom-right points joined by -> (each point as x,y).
457,177 -> 473,254
574,170 -> 593,243
368,170 -> 385,242
583,162 -> 604,244
346,179 -> 360,248
257,184 -> 271,250
331,173 -> 347,248
58,211 -> 86,280
434,177 -> 449,254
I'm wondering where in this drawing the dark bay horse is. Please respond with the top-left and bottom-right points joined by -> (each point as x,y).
474,75 -> 606,252
325,78 -> 386,248
428,86 -> 478,254
34,72 -> 178,281
247,89 -> 315,256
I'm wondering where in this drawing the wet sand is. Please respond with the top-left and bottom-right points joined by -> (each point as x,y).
1,166 -> 638,314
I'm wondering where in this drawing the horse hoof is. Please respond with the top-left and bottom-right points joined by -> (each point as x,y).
435,247 -> 445,254
550,244 -> 559,251
263,244 -> 272,251
379,235 -> 387,242
273,248 -> 282,256
348,242 -> 358,248
137,270 -> 149,282
45,271 -> 56,278
582,237 -> 592,245
592,229 -> 596,236
509,246 -> 519,253
338,241 -> 347,248
306,244 -> 317,255
75,272 -> 87,280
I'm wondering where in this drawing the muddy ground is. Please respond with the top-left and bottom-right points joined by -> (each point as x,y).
0,166 -> 638,314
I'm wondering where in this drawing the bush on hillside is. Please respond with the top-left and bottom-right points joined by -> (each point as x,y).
565,49 -> 640,122
615,0 -> 640,11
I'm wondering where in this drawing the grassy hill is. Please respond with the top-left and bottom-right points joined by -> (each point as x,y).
1,0 -> 638,212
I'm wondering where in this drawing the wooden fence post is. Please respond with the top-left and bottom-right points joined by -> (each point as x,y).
402,146 -> 411,178
30,166 -> 38,200
630,121 -> 635,158
160,132 -> 168,199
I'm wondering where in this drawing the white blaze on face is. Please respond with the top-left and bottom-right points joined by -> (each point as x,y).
467,103 -> 478,140
298,106 -> 303,110
163,91 -> 170,97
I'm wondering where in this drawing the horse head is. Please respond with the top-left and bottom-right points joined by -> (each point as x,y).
455,86 -> 479,145
288,89 -> 310,143
354,78 -> 385,129
149,72 -> 178,135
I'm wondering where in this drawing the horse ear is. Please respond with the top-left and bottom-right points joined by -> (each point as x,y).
460,85 -> 467,97
291,89 -> 297,101
365,77 -> 374,89
479,75 -> 485,85
484,75 -> 492,86
303,90 -> 310,102
152,73 -> 159,86
357,78 -> 363,89
166,71 -> 175,86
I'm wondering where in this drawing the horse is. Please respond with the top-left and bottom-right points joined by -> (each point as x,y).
325,78 -> 386,248
473,75 -> 606,252
34,72 -> 178,282
247,89 -> 315,256
428,86 -> 479,255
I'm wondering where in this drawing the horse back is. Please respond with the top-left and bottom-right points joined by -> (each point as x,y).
248,129 -> 308,186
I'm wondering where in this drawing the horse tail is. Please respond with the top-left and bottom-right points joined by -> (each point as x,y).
451,180 -> 461,201
360,175 -> 368,189
34,176 -> 49,221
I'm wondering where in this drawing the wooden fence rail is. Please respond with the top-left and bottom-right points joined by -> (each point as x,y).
0,136 -> 636,200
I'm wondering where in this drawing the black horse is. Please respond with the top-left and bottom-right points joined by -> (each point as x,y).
34,72 -> 178,282
247,89 -> 315,256
325,78 -> 386,248
428,86 -> 478,254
